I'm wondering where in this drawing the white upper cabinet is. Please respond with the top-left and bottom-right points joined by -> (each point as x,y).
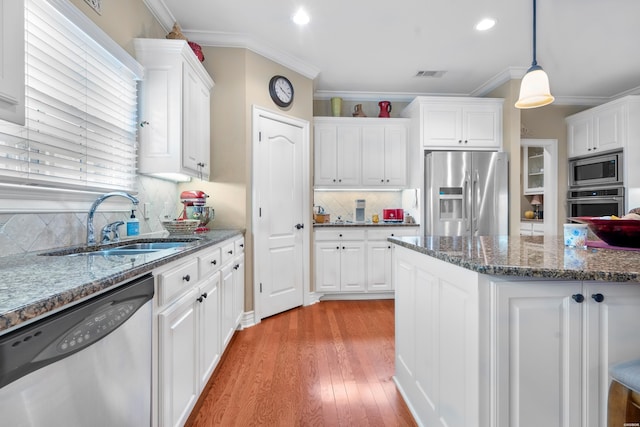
361,125 -> 408,187
402,96 -> 503,150
134,39 -> 214,181
0,0 -> 25,125
314,117 -> 409,188
566,98 -> 626,158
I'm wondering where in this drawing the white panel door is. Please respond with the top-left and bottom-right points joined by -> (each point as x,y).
255,112 -> 305,319
340,241 -> 366,291
315,242 -> 341,292
336,125 -> 361,185
198,273 -> 220,390
366,242 -> 392,291
384,125 -> 408,186
159,288 -> 199,427
493,281 -> 582,427
583,283 -> 640,427
361,127 -> 386,186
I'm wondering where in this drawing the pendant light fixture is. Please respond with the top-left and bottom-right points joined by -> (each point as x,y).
515,0 -> 554,109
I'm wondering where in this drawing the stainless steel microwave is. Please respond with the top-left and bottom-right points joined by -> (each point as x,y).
569,151 -> 622,188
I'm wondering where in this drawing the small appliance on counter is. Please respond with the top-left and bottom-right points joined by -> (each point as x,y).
383,208 -> 404,222
180,190 -> 214,232
355,199 -> 366,223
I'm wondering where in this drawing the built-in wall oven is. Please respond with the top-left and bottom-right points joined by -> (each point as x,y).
567,186 -> 625,218
567,150 -> 625,218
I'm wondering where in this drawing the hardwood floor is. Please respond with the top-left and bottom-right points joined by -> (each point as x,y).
186,300 -> 417,426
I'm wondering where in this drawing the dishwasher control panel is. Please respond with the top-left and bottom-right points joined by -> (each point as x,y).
57,301 -> 137,353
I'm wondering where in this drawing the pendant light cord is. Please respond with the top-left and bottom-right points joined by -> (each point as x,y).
531,0 -> 538,67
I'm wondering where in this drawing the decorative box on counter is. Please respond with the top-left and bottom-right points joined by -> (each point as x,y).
314,214 -> 331,223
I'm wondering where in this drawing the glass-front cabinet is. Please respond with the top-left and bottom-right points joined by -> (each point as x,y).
522,146 -> 544,194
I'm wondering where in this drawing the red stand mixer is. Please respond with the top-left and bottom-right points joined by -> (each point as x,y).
179,190 -> 214,232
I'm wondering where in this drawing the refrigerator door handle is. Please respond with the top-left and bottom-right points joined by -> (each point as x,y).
464,172 -> 471,232
472,169 -> 480,234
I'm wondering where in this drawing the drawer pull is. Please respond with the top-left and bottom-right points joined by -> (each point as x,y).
183,274 -> 191,282
211,260 -> 217,265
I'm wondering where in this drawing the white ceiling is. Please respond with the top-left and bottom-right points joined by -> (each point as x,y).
144,0 -> 640,106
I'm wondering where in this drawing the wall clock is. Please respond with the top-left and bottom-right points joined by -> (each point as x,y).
269,75 -> 294,108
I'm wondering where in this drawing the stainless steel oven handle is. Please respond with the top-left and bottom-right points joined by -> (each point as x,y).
568,196 -> 623,202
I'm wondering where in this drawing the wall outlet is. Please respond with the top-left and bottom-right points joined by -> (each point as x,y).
143,202 -> 151,220
163,202 -> 173,219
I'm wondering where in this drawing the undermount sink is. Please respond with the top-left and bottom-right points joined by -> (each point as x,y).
40,239 -> 198,257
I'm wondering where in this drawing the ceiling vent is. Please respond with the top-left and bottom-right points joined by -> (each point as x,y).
415,70 -> 446,78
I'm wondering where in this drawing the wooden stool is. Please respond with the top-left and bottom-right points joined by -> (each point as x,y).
609,359 -> 640,426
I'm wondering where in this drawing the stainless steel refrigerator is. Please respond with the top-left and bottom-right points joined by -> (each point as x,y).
424,151 -> 509,236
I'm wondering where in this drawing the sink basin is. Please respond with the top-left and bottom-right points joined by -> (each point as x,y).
40,239 -> 198,257
115,242 -> 189,250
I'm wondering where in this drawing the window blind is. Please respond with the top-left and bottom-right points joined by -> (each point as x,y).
0,0 -> 140,192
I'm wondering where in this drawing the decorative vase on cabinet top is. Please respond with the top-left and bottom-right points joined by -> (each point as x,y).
378,101 -> 391,118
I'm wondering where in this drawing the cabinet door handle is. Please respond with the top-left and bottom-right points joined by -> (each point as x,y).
295,223 -> 304,230
228,250 -> 233,255
211,260 -> 217,265
234,264 -> 240,270
197,295 -> 204,303
240,243 -> 244,248
183,274 -> 191,282
388,246 -> 391,249
202,292 -> 208,299
342,246 -> 345,250
139,120 -> 149,127
339,234 -> 343,237
591,293 -> 604,303
381,179 -> 385,183
572,294 -> 584,303
336,246 -> 339,250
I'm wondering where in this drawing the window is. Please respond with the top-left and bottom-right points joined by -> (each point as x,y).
0,0 -> 143,194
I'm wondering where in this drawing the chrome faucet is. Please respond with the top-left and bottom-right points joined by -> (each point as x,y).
87,192 -> 139,245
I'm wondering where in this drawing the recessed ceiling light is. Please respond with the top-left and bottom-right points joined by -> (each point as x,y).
475,18 -> 496,31
292,9 -> 310,26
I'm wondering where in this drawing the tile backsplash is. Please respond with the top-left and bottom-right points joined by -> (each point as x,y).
0,176 -> 181,255
314,190 -> 419,223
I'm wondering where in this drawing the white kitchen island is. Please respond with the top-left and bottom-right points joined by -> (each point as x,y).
390,235 -> 640,427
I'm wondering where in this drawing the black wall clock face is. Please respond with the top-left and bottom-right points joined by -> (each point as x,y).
269,75 -> 294,107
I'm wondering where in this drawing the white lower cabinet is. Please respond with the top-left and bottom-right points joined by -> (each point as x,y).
158,286 -> 200,427
394,245 -> 640,427
314,227 -> 419,295
155,235 -> 244,427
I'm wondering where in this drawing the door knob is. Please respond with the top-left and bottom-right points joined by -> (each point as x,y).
295,223 -> 304,230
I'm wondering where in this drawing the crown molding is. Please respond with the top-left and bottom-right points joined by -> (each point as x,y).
142,0 -> 174,32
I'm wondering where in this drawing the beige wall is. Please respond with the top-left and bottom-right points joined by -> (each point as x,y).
521,104 -> 587,231
179,47 -> 314,312
69,0 -> 165,55
487,80 -> 522,235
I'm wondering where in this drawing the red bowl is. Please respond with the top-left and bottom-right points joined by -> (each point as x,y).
570,216 -> 640,248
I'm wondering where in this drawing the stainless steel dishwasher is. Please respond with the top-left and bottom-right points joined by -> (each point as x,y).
0,274 -> 154,427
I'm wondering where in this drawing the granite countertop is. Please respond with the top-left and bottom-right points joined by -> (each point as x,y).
314,222 -> 420,227
0,229 -> 243,335
389,235 -> 640,283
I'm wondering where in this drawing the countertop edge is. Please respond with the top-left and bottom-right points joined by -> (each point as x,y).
389,236 -> 640,283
